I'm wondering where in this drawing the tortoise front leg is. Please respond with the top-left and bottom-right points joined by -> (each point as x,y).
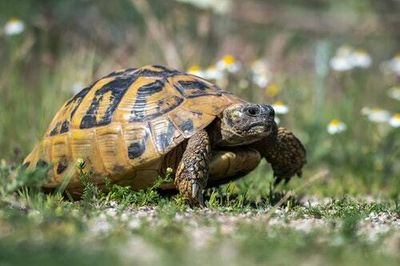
175,129 -> 211,206
252,127 -> 306,184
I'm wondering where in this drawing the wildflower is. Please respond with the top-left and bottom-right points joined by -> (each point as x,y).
389,113 -> 400,128
271,101 -> 289,114
363,108 -> 390,123
388,86 -> 400,101
381,54 -> 400,76
187,65 -> 205,77
4,17 -> 25,36
202,65 -> 223,80
175,0 -> 231,14
253,75 -> 270,88
361,107 -> 372,116
264,83 -> 281,97
351,49 -> 372,68
330,46 -> 354,72
216,55 -> 241,73
327,119 -> 347,135
329,45 -> 372,72
330,56 -> 353,72
251,59 -> 272,88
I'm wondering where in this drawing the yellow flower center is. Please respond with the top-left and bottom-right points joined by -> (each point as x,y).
8,17 -> 21,23
265,83 -> 280,97
188,65 -> 201,72
393,113 -> 400,120
222,55 -> 235,65
273,100 -> 285,107
354,49 -> 368,55
330,119 -> 341,126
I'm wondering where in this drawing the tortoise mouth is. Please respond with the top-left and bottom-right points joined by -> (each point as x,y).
245,120 -> 274,133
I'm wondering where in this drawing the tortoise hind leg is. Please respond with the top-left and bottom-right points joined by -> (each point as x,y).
175,129 -> 211,206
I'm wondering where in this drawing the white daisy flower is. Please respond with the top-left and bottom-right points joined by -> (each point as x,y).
187,65 -> 205,77
330,46 -> 372,71
361,107 -> 372,115
4,17 -> 25,36
382,54 -> 400,76
389,113 -> 400,128
365,108 -> 390,123
251,59 -> 272,88
216,55 -> 241,73
388,86 -> 400,101
253,75 -> 270,88
175,0 -> 231,14
327,119 -> 347,135
330,56 -> 353,72
351,49 -> 372,68
203,65 -> 223,80
271,101 -> 289,114
330,46 -> 354,72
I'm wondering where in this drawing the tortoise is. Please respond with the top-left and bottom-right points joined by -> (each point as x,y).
24,65 -> 306,205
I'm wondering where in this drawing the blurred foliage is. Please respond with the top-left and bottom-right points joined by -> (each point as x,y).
0,0 -> 399,195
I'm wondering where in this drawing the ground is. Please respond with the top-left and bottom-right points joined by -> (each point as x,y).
1,166 -> 400,266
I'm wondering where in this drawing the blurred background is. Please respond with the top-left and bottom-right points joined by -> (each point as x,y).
0,0 -> 399,196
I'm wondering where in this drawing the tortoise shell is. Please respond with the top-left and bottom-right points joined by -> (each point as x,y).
24,65 -> 244,189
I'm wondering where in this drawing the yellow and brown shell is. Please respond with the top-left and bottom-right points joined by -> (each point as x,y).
24,65 -> 242,190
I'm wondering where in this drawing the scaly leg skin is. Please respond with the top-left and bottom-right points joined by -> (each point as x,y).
252,127 -> 307,184
175,129 -> 211,206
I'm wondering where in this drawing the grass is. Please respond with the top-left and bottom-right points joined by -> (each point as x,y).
1,165 -> 400,265
1,0 -> 400,265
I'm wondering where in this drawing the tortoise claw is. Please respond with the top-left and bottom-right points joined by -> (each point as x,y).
191,182 -> 205,207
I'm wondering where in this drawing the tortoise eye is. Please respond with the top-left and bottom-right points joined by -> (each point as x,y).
243,105 -> 261,116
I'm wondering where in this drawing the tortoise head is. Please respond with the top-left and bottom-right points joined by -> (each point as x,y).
217,103 -> 277,146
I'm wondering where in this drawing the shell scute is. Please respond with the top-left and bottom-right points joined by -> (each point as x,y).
95,124 -> 128,175
79,73 -> 137,129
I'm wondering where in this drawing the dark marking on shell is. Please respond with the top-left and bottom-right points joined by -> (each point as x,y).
175,80 -> 222,98
112,165 -> 125,173
191,110 -> 203,116
179,119 -> 194,134
129,80 -> 164,122
56,157 -> 68,174
60,121 -> 70,134
49,122 -> 61,136
104,68 -> 137,78
128,127 -> 149,159
132,96 -> 184,122
49,86 -> 92,136
67,86 -> 92,120
128,141 -> 146,159
66,86 -> 91,107
138,65 -> 179,78
36,159 -> 49,168
155,120 -> 177,152
80,74 -> 138,129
